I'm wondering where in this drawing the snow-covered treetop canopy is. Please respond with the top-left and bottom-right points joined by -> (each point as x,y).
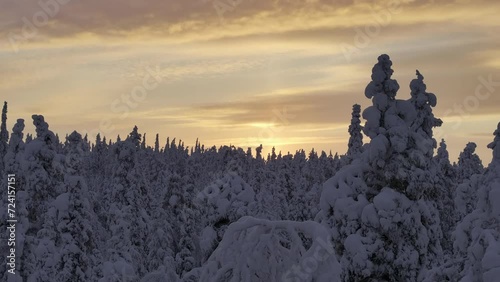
351,104 -> 361,115
11,118 -> 25,141
64,131 -> 85,176
347,104 -> 363,158
488,122 -> 500,161
462,142 -> 477,157
32,114 -> 57,146
67,131 -> 82,146
436,139 -> 449,160
345,55 -> 443,198
458,142 -> 483,169
127,125 -> 142,148
362,54 -> 412,140
408,69 -> 442,156
410,70 -> 436,107
256,144 -> 263,159
362,55 -> 442,159
1,101 -> 8,143
365,54 -> 400,101
409,70 -> 441,133
4,119 -> 25,174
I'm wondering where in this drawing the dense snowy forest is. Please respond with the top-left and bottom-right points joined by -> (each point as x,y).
1,55 -> 499,281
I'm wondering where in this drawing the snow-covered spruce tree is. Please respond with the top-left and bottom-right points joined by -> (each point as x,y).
88,134 -> 115,235
319,55 -> 444,281
24,115 -> 68,281
144,227 -> 177,281
54,133 -> 64,154
0,119 -> 26,282
3,119 -> 25,180
318,150 -> 334,181
34,131 -> 101,281
155,133 -> 160,153
453,122 -> 500,282
29,203 -> 59,282
145,193 -> 175,277
0,101 -> 8,174
141,133 -> 147,150
143,168 -> 178,279
455,142 -> 485,220
0,102 -> 8,266
26,133 -> 33,144
89,133 -> 107,175
175,211 -> 198,278
346,104 -> 363,161
100,126 -> 150,281
295,149 -> 325,221
55,131 -> 102,281
170,175 -> 199,278
254,180 -> 282,220
274,157 -> 297,220
433,139 -> 457,253
157,171 -> 198,279
256,144 -> 263,161
435,139 -> 454,174
457,142 -> 484,183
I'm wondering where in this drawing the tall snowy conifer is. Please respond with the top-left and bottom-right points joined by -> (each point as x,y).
154,134 -> 160,153
453,122 -> 500,282
0,101 -> 8,173
49,131 -> 100,281
457,142 -> 484,183
346,104 -> 363,160
319,55 -> 444,281
101,126 -> 149,280
455,142 -> 485,220
433,139 -> 457,252
25,115 -> 66,281
1,119 -> 27,281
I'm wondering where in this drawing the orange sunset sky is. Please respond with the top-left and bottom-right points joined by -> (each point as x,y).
1,0 -> 499,162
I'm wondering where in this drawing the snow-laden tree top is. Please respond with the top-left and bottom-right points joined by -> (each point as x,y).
9,118 -> 25,147
453,122 -> 500,281
364,54 -> 399,101
1,101 -> 8,144
67,131 -> 82,145
347,104 -> 363,159
487,122 -> 500,162
32,114 -> 57,147
436,139 -> 449,161
460,142 -> 478,160
457,142 -> 484,182
409,70 -> 442,142
127,125 -> 142,148
319,55 -> 446,281
362,55 -> 441,180
409,70 -> 436,107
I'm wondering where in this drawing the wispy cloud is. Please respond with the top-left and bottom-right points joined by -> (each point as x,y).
0,0 -> 498,161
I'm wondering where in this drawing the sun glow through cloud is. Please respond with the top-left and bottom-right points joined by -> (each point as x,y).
0,0 -> 499,161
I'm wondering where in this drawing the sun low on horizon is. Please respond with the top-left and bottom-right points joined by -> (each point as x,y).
1,0 -> 499,162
